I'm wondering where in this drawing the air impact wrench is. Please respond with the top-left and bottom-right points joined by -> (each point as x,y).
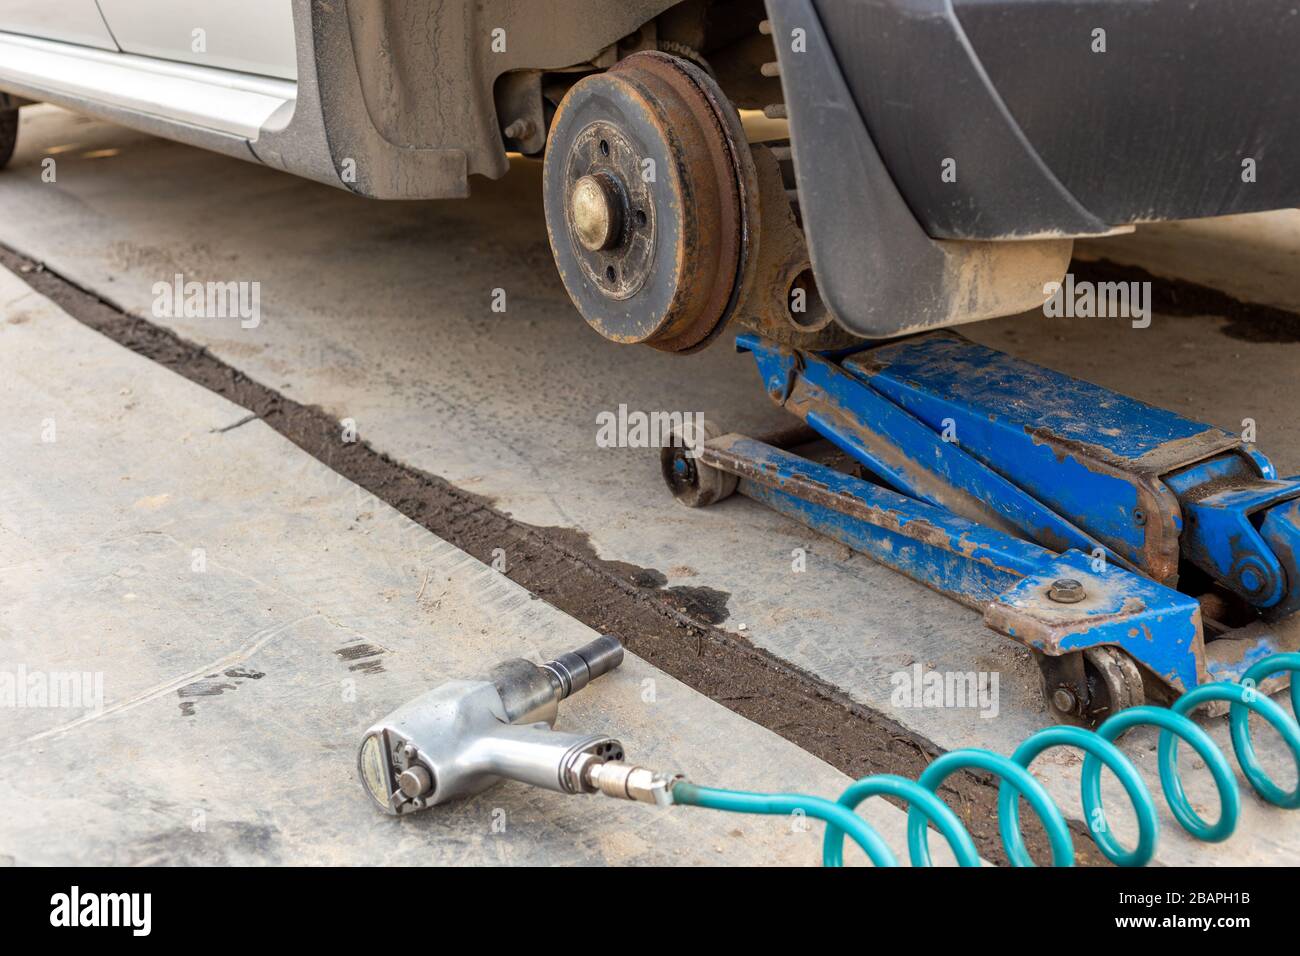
357,635 -> 680,814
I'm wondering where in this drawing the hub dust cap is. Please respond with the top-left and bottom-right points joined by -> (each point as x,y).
543,52 -> 753,352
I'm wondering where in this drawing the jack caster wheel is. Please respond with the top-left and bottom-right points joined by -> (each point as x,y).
1040,645 -> 1146,727
661,418 -> 737,508
543,52 -> 755,352
0,108 -> 17,170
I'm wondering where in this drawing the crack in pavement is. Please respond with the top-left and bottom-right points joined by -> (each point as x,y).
211,412 -> 260,434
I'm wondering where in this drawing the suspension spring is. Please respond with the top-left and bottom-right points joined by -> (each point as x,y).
672,652 -> 1300,866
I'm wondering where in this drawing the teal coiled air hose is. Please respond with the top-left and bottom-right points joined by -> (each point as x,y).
671,652 -> 1300,866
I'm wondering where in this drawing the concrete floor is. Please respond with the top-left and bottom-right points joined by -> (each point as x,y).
2,105 -> 1299,865
1,265 -> 971,866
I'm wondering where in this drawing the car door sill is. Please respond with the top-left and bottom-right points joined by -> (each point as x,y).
0,32 -> 295,141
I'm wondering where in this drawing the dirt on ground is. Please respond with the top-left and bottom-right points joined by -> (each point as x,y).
3,243 -> 1121,866
1073,258 -> 1300,343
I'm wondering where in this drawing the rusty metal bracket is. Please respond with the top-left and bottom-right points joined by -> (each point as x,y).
986,552 -> 1206,695
728,145 -> 859,351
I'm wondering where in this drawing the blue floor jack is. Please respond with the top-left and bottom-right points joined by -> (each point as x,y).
662,332 -> 1300,724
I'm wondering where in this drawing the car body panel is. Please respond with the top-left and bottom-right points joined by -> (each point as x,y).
0,0 -> 117,51
2,0 -> 1297,343
770,0 -> 1300,337
0,0 -> 676,199
0,32 -> 294,140
96,0 -> 297,80
816,0 -> 1300,239
957,0 -> 1300,227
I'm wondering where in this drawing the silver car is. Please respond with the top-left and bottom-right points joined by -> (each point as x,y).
2,1 -> 1297,350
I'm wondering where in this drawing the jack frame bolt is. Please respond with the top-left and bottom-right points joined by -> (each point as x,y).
1237,565 -> 1264,595
1047,578 -> 1086,604
1051,687 -> 1078,714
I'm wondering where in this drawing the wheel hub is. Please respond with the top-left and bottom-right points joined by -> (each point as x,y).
560,125 -> 657,300
543,52 -> 754,352
570,174 -> 623,252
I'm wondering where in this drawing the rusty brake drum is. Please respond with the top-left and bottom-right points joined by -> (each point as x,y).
542,52 -> 756,353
